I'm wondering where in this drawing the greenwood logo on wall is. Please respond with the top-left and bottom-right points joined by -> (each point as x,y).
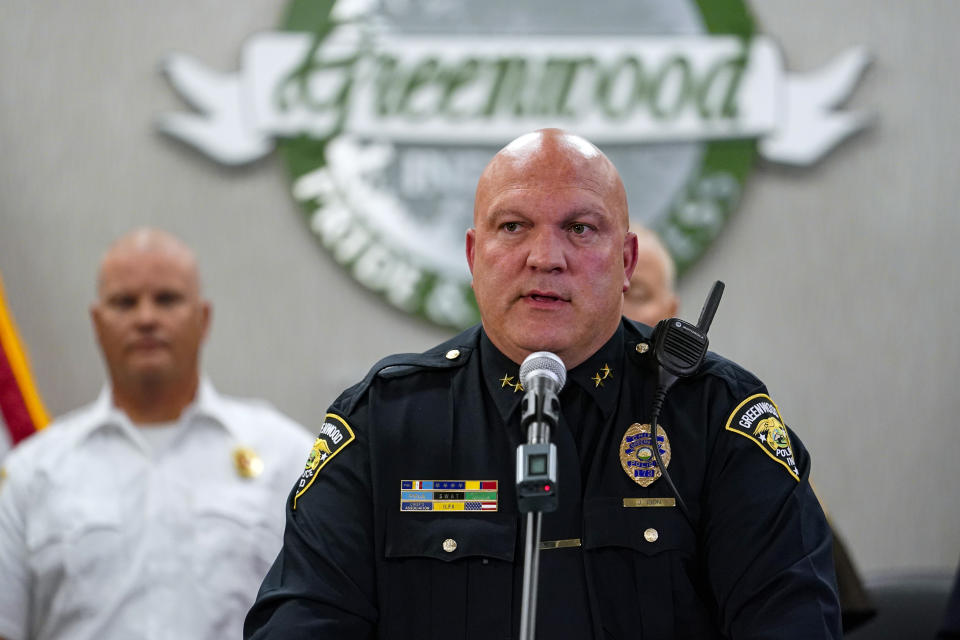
158,0 -> 871,328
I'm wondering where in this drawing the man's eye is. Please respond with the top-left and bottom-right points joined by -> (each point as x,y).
502,222 -> 520,233
156,292 -> 183,306
109,296 -> 136,309
571,223 -> 588,235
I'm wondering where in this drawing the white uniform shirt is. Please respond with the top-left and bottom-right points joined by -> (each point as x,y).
0,380 -> 314,640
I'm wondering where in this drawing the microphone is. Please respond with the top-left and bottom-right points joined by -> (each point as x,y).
519,351 -> 566,390
519,351 -> 566,431
516,351 -> 566,514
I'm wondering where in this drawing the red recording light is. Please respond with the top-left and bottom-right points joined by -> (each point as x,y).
543,484 -> 551,492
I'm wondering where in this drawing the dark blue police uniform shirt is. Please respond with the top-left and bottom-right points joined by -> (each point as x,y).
245,320 -> 841,639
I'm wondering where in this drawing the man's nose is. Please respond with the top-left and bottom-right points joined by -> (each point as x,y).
526,228 -> 566,272
133,299 -> 159,326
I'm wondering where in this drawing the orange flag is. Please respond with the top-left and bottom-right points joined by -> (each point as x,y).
0,272 -> 49,457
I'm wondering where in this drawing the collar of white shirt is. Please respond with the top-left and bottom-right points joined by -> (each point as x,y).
78,378 -> 240,447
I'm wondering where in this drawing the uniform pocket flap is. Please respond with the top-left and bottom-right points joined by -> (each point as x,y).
26,493 -> 122,550
192,487 -> 274,528
384,511 -> 517,563
582,497 -> 695,556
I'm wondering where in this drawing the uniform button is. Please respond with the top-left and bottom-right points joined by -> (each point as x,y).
635,342 -> 650,354
643,528 -> 659,543
445,349 -> 461,360
442,538 -> 458,553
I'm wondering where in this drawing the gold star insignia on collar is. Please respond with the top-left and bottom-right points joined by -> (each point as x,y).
592,364 -> 613,387
499,374 -> 524,393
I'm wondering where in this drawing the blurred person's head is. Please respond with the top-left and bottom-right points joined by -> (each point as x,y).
467,128 -> 638,369
90,228 -> 211,421
622,227 -> 678,326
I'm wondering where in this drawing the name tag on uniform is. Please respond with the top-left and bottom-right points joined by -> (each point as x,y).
623,497 -> 676,508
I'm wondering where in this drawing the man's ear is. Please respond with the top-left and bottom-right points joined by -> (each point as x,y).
465,228 -> 477,276
200,300 -> 212,342
622,231 -> 639,292
89,302 -> 105,348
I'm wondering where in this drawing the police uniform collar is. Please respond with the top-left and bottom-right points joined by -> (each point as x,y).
562,323 -> 624,422
479,329 -> 526,425
480,325 -> 625,424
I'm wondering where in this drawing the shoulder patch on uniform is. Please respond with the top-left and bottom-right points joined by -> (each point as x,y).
293,413 -> 356,509
724,393 -> 800,481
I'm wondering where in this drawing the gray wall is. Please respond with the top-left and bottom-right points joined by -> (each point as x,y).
1,0 -> 957,577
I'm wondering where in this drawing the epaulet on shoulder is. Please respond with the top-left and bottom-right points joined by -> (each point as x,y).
340,325 -> 481,414
622,317 -> 658,372
621,317 -> 764,391
697,350 -> 763,390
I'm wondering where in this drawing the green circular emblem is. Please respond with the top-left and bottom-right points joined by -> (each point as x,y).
278,0 -> 757,328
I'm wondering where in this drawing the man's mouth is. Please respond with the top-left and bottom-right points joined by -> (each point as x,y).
524,291 -> 569,304
130,338 -> 165,350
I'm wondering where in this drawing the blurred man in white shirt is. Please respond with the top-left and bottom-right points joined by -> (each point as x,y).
0,228 -> 313,640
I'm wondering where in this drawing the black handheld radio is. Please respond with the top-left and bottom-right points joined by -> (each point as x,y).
647,280 -> 725,523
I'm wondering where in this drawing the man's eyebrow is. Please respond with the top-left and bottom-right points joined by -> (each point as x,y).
560,207 -> 610,227
561,208 -> 607,224
486,208 -> 528,224
104,291 -> 134,304
487,207 -> 606,222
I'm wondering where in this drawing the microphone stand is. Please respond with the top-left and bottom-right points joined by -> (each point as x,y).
516,382 -> 560,640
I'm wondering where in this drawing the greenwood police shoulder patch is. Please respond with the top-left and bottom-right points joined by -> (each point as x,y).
293,413 -> 355,509
724,393 -> 800,481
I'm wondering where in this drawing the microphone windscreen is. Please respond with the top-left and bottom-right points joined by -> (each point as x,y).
519,351 -> 567,391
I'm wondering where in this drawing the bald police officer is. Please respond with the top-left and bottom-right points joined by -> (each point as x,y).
245,130 -> 841,639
